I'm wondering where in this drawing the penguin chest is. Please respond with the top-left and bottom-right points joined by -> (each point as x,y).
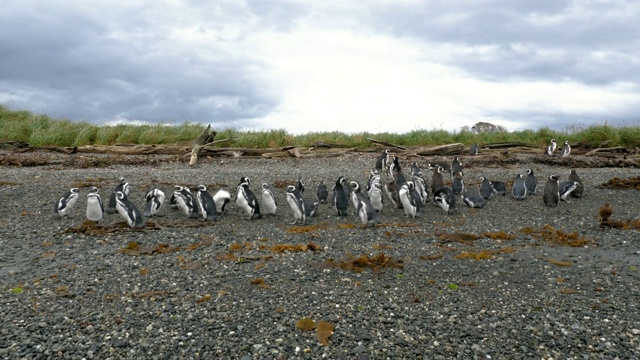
86,197 -> 103,221
261,191 -> 277,214
286,195 -> 304,220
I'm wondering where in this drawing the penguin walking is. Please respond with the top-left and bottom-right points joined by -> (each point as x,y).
173,185 -> 198,218
285,185 -> 306,225
433,186 -> 456,214
331,177 -> 349,216
451,156 -> 463,178
469,143 -> 479,156
479,177 -> 494,200
196,185 -> 218,221
568,170 -> 584,198
546,139 -> 557,156
143,189 -> 165,217
355,193 -> 379,228
115,191 -> 145,228
412,175 -> 428,205
512,174 -> 527,200
461,193 -> 485,208
560,141 -> 571,157
559,181 -> 579,201
261,183 -> 278,216
85,187 -> 104,223
525,169 -> 537,196
55,188 -> 80,218
452,172 -> 464,195
492,181 -> 507,196
236,177 -> 261,219
543,175 -> 560,207
107,177 -> 129,214
399,181 -> 419,218
375,149 -> 390,172
316,180 -> 329,204
430,166 -> 445,195
368,182 -> 384,212
213,189 -> 231,215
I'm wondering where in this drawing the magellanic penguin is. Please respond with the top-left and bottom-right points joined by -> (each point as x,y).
55,188 -> 80,218
433,186 -> 456,214
452,172 -> 464,195
469,143 -> 479,156
115,191 -> 145,228
143,188 -> 165,217
331,177 -> 349,216
368,182 -> 384,212
260,183 -> 278,216
479,177 -> 494,200
410,162 -> 423,178
412,175 -> 428,205
355,192 -> 379,228
568,170 -> 584,198
173,185 -> 198,218
304,198 -> 319,218
492,181 -> 507,196
512,174 -> 527,200
375,149 -> 390,172
461,193 -> 485,208
430,166 -> 445,195
236,177 -> 261,219
316,180 -> 329,204
525,169 -> 537,196
451,156 -> 463,178
296,177 -> 305,193
543,175 -> 560,207
559,181 -> 579,201
399,181 -> 419,218
285,185 -> 306,225
196,185 -> 218,221
388,156 -> 407,186
384,178 -> 402,209
213,189 -> 231,215
366,170 -> 381,193
560,141 -> 571,158
85,187 -> 104,223
546,139 -> 557,156
107,177 -> 130,214
349,181 -> 362,212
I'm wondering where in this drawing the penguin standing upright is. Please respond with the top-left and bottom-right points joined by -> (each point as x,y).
196,185 -> 218,221
107,177 -> 129,214
115,191 -> 145,228
451,156 -> 463,178
469,143 -> 479,156
410,162 -> 422,177
236,177 -> 261,219
304,198 -> 319,218
568,170 -> 584,198
353,186 -> 379,228
366,170 -> 381,193
213,189 -> 231,215
316,180 -> 329,204
143,188 -> 165,217
85,187 -> 104,222
173,185 -> 198,218
512,174 -> 527,200
479,177 -> 494,200
430,166 -> 445,195
260,183 -> 278,216
452,172 -> 464,195
412,175 -> 428,205
560,141 -> 571,157
375,149 -> 390,172
285,185 -> 306,225
546,139 -> 557,155
525,169 -> 537,196
368,182 -> 384,212
296,177 -> 305,193
349,181 -> 362,211
543,175 -> 560,207
331,177 -> 349,216
55,188 -> 80,218
384,178 -> 401,209
461,193 -> 485,208
433,186 -> 456,214
399,181 -> 418,218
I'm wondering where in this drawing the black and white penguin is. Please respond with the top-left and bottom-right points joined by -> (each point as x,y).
568,170 -> 584,198
469,143 -> 479,156
451,156 -> 463,177
196,185 -> 218,221
366,170 -> 381,193
560,141 -> 571,158
559,181 -> 579,201
349,181 -> 362,211
375,149 -> 390,172
410,162 -> 422,178
492,181 -> 507,196
331,177 -> 349,216
107,177 -> 130,214
285,185 -> 306,225
546,139 -> 557,156
368,182 -> 384,212
452,172 -> 464,195
316,180 -> 329,204
213,189 -> 231,215
85,187 -> 104,223
479,177 -> 494,200
304,199 -> 319,218
236,177 -> 261,219
512,174 -> 527,200
433,186 -> 456,214
525,169 -> 537,196
461,193 -> 485,208
412,175 -> 428,205
173,185 -> 198,218
115,191 -> 144,228
388,156 -> 406,185
260,183 -> 278,216
430,166 -> 445,195
384,178 -> 402,209
355,193 -> 379,228
55,188 -> 80,218
543,175 -> 560,207
296,177 -> 305,193
143,188 -> 165,217
399,181 -> 418,218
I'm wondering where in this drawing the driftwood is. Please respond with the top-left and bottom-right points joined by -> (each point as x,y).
312,142 -> 350,149
585,146 -> 628,156
367,138 -> 406,150
481,142 -> 538,149
415,143 -> 465,156
189,125 -> 217,166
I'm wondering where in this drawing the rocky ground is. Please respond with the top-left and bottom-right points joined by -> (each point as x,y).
0,151 -> 639,359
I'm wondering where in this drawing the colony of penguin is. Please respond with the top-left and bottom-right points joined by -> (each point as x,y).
54,138 -> 584,228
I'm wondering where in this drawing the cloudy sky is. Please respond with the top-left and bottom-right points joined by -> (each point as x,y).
1,0 -> 638,134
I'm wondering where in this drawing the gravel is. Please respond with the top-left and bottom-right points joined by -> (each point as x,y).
1,152 -> 639,359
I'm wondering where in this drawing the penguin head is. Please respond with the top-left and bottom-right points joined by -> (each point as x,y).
174,185 -> 184,192
349,181 -> 360,191
549,175 -> 559,182
337,176 -> 346,186
239,177 -> 250,186
198,185 -> 207,192
564,140 -> 569,145
119,177 -> 127,184
115,191 -> 126,200
286,185 -> 296,193
516,174 -> 523,180
407,181 -> 415,191
89,187 -> 98,194
261,183 -> 270,190
526,168 -> 533,175
550,139 -> 556,143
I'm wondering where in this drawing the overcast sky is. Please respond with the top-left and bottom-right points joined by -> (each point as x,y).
1,1 -> 639,134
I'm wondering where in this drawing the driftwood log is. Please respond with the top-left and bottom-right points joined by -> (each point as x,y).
189,125 -> 217,166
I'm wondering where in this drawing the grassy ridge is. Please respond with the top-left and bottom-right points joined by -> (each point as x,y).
1,105 -> 639,148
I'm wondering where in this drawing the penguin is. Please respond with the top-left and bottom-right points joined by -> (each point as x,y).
410,162 -> 423,177
451,156 -> 463,177
399,181 -> 418,218
384,178 -> 402,209
492,181 -> 508,196
296,177 -> 305,193
368,182 -> 384,212
543,175 -> 560,207
560,141 -> 571,158
285,185 -> 306,225
452,172 -> 464,195
143,188 -> 165,217
412,175 -> 428,205
559,181 -> 579,201
173,185 -> 198,218
55,188 -> 80,218
512,174 -> 527,200
213,189 -> 231,215
375,149 -> 390,172
568,170 -> 584,198
304,199 -> 319,218
546,139 -> 557,155
331,176 -> 349,216
115,191 -> 144,228
469,143 -> 479,156
236,177 -> 261,219
461,193 -> 485,208
85,187 -> 104,223
355,193 -> 379,228
525,168 -> 537,196
316,180 -> 329,204
388,156 -> 406,185
107,177 -> 130,214
433,186 -> 456,214
260,183 -> 278,216
430,166 -> 445,195
349,181 -> 362,211
366,170 -> 381,193
479,177 -> 494,200
196,185 -> 218,221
